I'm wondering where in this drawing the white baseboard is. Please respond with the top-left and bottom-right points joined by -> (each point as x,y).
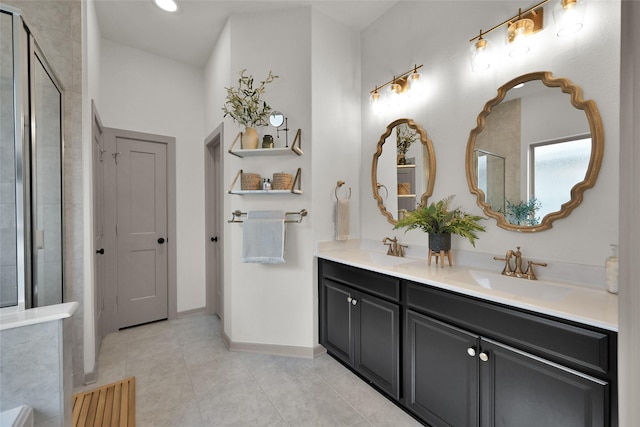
221,332 -> 326,359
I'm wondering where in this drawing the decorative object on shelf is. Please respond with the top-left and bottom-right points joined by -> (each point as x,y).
468,0 -> 587,71
369,64 -> 423,110
272,172 -> 292,190
397,183 -> 411,195
605,244 -> 618,294
262,134 -> 274,149
396,123 -> 418,165
222,69 -> 278,149
241,172 -> 261,190
229,168 -> 303,194
273,114 -> 290,147
394,195 -> 486,267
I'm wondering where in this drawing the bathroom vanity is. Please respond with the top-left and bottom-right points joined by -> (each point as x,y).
317,249 -> 617,427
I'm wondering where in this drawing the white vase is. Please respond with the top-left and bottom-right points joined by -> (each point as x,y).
242,127 -> 259,149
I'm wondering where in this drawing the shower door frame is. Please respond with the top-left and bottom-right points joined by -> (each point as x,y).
3,5 -> 65,309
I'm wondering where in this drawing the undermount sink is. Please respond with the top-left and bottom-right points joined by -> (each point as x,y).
368,252 -> 416,266
448,269 -> 572,302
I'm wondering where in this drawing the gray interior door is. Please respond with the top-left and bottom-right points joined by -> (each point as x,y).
92,101 -> 105,348
115,132 -> 168,329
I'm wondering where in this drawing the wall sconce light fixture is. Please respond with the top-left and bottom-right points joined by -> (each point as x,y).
468,0 -> 586,70
553,0 -> 587,36
370,64 -> 423,109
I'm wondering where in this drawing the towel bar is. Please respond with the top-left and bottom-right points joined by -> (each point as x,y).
228,209 -> 308,224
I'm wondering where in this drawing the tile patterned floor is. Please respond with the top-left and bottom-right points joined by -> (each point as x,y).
74,314 -> 422,426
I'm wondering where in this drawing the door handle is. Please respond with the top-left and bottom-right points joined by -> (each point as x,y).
158,238 -> 165,244
96,248 -> 105,255
211,236 -> 218,242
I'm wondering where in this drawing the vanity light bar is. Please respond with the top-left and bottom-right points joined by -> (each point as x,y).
469,0 -> 550,43
370,64 -> 423,98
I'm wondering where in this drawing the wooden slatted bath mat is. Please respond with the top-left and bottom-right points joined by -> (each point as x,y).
72,377 -> 135,426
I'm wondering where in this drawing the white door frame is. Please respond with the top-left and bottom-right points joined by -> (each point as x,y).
204,123 -> 224,322
102,127 -> 177,334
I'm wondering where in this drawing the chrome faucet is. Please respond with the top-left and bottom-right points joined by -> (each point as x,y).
383,236 -> 407,257
494,246 -> 547,280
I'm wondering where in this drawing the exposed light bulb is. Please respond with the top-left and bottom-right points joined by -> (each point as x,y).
553,0 -> 586,37
153,0 -> 178,12
470,36 -> 491,72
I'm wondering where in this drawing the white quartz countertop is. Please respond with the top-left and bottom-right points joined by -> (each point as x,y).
0,301 -> 79,331
316,245 -> 618,332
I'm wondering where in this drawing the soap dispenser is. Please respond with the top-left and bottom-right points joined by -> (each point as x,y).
605,244 -> 618,294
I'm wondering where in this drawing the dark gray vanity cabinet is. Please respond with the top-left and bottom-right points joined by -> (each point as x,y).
319,260 -> 401,400
318,259 -> 617,427
405,281 -> 617,427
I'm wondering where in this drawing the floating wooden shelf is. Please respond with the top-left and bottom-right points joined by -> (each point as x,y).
228,168 -> 303,195
228,129 -> 302,157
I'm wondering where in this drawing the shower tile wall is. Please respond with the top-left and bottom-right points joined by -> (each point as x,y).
3,0 -> 85,385
1,11 -> 17,307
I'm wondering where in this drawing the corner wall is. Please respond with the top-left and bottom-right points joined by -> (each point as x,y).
204,6 -> 361,351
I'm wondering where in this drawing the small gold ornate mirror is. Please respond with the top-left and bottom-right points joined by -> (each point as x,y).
372,118 -> 436,225
466,72 -> 604,232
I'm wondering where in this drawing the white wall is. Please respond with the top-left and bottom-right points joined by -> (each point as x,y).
82,0 -> 102,380
99,39 -> 206,312
361,1 -> 620,270
310,9 -> 361,343
203,6 -> 361,351
207,7 -> 315,349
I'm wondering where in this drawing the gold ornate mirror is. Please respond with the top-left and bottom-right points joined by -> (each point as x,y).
372,118 -> 436,225
466,72 -> 604,232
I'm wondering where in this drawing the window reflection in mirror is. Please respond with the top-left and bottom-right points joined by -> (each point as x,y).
466,72 -> 604,232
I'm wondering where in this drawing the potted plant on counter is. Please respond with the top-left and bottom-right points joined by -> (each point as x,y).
222,69 -> 278,149
394,195 -> 486,262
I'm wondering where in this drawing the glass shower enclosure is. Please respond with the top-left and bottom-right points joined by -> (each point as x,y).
1,6 -> 64,308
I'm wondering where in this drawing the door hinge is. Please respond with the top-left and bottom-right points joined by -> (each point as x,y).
115,224 -> 118,235
116,294 -> 118,306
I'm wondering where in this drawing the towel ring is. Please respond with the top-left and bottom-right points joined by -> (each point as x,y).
335,180 -> 351,201
377,183 -> 388,200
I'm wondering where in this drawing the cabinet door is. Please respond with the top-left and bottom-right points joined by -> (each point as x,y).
321,279 -> 353,365
353,291 -> 400,399
405,310 -> 480,427
480,338 -> 608,427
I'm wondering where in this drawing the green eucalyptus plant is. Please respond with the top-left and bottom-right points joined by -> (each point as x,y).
394,195 -> 486,247
222,69 -> 278,128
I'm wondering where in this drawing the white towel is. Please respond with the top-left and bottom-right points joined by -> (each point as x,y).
241,211 -> 286,264
336,199 -> 350,241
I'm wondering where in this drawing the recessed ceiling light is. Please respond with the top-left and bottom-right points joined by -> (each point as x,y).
153,0 -> 178,13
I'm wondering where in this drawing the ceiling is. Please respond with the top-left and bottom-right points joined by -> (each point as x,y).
94,0 -> 398,67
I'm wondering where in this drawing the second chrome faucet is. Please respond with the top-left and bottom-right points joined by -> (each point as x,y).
494,246 -> 547,280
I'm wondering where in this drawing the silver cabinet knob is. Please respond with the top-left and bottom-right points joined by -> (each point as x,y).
347,296 -> 352,303
479,352 -> 489,362
351,299 -> 358,306
467,347 -> 477,357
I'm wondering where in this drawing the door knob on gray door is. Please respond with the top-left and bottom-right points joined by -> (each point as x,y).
211,236 -> 218,242
158,238 -> 165,244
96,248 -> 105,255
